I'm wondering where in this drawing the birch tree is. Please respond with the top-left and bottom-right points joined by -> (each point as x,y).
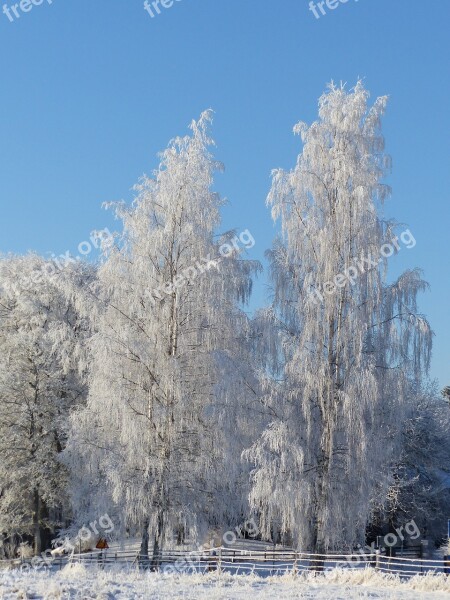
66,111 -> 260,566
246,82 -> 433,553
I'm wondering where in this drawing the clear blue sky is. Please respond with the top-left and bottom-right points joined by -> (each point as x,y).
0,0 -> 448,387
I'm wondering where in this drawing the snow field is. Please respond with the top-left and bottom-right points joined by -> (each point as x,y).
1,563 -> 450,599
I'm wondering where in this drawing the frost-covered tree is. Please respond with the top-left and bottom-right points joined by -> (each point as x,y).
246,82 -> 433,554
0,255 -> 91,556
382,381 -> 450,543
66,111 -> 260,566
442,386 -> 450,405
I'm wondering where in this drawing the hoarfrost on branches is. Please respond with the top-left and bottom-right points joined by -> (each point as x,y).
246,82 -> 433,553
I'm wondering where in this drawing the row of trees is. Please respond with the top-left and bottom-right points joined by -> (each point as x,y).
1,83 -> 448,561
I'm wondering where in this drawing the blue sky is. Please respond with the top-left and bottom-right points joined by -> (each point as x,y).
0,0 -> 448,387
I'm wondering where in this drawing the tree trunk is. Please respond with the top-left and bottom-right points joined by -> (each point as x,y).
33,488 -> 42,555
312,369 -> 336,569
151,508 -> 165,571
176,524 -> 185,546
139,517 -> 150,568
311,469 -> 328,571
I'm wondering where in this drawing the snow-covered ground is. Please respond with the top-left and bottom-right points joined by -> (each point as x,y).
1,564 -> 450,599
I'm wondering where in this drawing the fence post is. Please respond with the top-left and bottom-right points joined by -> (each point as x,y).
444,555 -> 450,575
375,549 -> 380,572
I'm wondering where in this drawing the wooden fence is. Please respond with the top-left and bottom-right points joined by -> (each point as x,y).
2,546 -> 448,578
